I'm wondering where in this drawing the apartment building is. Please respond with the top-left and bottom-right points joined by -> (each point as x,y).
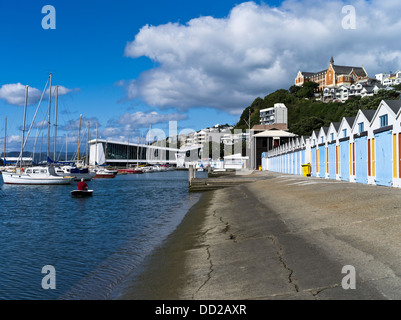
260,103 -> 288,126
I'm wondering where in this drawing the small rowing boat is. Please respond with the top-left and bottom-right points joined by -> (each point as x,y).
71,190 -> 94,197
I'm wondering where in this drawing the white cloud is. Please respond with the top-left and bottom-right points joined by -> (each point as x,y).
0,83 -> 76,106
117,111 -> 187,127
6,135 -> 21,145
0,83 -> 42,106
45,85 -> 74,97
101,111 -> 187,141
59,117 -> 99,132
123,0 -> 401,115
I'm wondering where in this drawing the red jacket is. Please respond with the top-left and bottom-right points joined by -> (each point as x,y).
77,181 -> 88,191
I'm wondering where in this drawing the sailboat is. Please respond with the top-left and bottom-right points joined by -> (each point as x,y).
54,163 -> 96,181
90,124 -> 116,179
0,117 -> 8,172
53,114 -> 95,181
1,75 -> 74,185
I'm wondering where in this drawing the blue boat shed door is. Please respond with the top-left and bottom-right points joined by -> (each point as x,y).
375,130 -> 393,187
311,147 -> 317,177
355,136 -> 368,184
328,143 -> 336,179
319,146 -> 325,178
291,153 -> 295,174
340,140 -> 349,181
300,150 -> 305,176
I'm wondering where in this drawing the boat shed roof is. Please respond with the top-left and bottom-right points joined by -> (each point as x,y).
253,130 -> 297,138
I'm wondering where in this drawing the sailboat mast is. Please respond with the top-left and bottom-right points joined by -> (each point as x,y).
54,85 -> 58,161
19,85 -> 28,169
86,121 -> 90,165
3,116 -> 7,163
47,73 -> 52,160
65,134 -> 67,161
40,133 -> 43,163
77,114 -> 82,164
95,122 -> 98,166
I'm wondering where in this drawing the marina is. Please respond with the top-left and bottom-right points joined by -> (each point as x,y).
2,0 -> 401,305
0,169 -> 206,300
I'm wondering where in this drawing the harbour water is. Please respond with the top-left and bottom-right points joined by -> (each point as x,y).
0,170 -> 206,300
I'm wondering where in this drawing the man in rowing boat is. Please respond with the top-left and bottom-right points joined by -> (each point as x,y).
77,178 -> 89,191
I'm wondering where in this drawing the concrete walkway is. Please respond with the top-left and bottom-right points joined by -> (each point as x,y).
118,171 -> 401,300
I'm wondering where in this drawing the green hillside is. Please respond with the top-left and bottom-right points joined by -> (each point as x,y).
234,83 -> 401,137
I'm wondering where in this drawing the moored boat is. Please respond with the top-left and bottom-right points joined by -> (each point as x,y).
117,168 -> 144,174
2,166 -> 74,185
91,168 -> 117,179
55,165 -> 96,181
141,166 -> 154,173
1,74 -> 75,186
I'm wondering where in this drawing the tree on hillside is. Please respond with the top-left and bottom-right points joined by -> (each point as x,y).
289,116 -> 325,137
236,106 -> 252,130
263,89 -> 294,107
235,96 -> 268,130
289,85 -> 301,95
295,82 -> 319,99
392,84 -> 401,91
234,84 -> 401,136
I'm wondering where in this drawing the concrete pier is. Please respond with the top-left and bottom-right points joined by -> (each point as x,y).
189,169 -> 269,192
119,171 -> 401,300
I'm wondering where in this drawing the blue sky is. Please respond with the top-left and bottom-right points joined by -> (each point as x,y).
1,0 -> 401,153
1,0 -> 280,153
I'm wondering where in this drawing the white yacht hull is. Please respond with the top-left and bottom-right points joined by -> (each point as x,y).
1,172 -> 74,185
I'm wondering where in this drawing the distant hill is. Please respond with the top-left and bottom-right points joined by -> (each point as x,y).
1,151 -> 78,163
234,83 -> 401,137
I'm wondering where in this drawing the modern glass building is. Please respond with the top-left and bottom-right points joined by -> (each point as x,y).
88,139 -> 201,167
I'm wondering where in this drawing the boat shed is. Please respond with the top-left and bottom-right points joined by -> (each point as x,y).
369,100 -> 401,187
317,127 -> 329,178
395,106 -> 401,188
327,122 -> 341,180
337,116 -> 355,182
351,109 -> 376,185
310,130 -> 319,177
294,136 -> 308,176
252,129 -> 297,170
264,99 -> 401,192
292,138 -> 299,175
288,139 -> 295,175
